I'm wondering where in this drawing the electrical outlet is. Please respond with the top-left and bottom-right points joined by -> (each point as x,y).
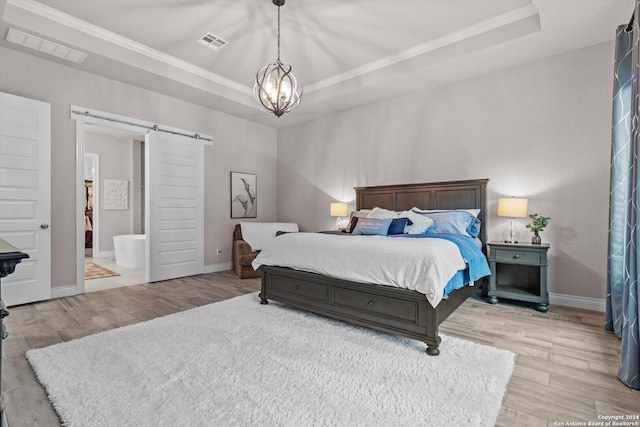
216,247 -> 222,255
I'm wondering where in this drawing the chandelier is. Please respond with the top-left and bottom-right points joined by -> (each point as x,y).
254,0 -> 302,117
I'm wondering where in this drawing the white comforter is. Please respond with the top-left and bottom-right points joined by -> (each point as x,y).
252,232 -> 466,307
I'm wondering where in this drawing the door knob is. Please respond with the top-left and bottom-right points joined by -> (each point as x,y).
40,223 -> 49,229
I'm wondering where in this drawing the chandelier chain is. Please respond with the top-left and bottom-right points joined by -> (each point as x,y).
277,5 -> 281,61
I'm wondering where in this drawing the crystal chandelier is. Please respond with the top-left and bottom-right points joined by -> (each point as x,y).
254,0 -> 302,117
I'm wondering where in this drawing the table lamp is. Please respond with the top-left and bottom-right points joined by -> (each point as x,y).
330,202 -> 348,230
497,197 -> 528,243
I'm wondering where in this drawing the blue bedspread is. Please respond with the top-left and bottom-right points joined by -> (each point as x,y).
389,233 -> 491,297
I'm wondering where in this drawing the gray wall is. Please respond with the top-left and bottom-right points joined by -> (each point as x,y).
0,39 -> 616,301
277,41 -> 614,300
0,46 -> 278,290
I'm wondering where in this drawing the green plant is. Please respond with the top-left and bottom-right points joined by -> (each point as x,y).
526,214 -> 550,233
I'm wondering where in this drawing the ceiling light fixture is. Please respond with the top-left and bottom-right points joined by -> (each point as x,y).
253,0 -> 302,117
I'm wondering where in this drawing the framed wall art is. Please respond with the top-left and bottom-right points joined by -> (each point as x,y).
230,172 -> 257,218
103,179 -> 128,210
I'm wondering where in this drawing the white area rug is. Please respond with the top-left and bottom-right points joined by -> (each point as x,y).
27,293 -> 514,427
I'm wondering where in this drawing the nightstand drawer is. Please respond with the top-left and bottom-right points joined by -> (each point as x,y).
494,249 -> 541,265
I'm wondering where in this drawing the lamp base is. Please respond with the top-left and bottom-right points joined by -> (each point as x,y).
501,219 -> 520,244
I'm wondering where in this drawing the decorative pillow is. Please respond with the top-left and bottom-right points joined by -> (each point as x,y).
387,217 -> 411,235
346,216 -> 360,233
346,210 -> 371,231
399,210 -> 434,234
366,207 -> 399,219
418,211 -> 480,238
352,218 -> 393,236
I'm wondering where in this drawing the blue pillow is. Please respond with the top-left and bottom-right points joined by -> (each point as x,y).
352,218 -> 392,236
467,217 -> 482,238
387,217 -> 411,235
421,211 -> 480,238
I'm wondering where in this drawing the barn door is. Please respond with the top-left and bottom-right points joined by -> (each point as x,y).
145,130 -> 204,282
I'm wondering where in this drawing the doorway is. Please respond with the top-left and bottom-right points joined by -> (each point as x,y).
84,152 -> 98,258
82,125 -> 146,293
73,106 -> 211,296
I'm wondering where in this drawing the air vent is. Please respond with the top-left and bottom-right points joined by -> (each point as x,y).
5,28 -> 87,64
197,32 -> 228,51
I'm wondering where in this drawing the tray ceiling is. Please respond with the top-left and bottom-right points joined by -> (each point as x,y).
0,0 -> 633,127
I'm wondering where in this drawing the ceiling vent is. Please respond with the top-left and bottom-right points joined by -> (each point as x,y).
5,28 -> 87,64
197,32 -> 228,51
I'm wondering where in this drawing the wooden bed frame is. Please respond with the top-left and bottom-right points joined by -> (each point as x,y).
259,179 -> 489,355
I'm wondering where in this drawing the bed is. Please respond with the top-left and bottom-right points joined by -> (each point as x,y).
257,178 -> 489,355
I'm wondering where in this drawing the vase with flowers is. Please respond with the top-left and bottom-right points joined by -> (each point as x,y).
526,213 -> 550,245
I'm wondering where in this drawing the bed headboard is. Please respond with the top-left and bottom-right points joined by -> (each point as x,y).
354,179 -> 489,249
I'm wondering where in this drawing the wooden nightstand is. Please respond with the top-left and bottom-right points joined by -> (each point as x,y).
487,242 -> 550,312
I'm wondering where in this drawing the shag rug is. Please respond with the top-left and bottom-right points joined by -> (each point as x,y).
27,293 -> 514,427
84,262 -> 119,280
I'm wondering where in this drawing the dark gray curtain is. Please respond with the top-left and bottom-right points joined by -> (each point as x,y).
607,4 -> 640,390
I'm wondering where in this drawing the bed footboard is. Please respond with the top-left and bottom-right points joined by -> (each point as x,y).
259,266 -> 479,355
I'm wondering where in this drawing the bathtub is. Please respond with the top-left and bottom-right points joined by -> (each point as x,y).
113,234 -> 145,269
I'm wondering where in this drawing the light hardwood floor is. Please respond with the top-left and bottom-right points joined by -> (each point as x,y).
2,271 -> 638,426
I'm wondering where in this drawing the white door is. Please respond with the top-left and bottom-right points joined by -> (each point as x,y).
0,92 -> 51,306
145,130 -> 204,282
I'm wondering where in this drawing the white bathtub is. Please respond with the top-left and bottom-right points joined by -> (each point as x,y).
113,234 -> 145,269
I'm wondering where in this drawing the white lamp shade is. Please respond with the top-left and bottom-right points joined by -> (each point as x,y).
497,197 -> 528,218
330,202 -> 348,217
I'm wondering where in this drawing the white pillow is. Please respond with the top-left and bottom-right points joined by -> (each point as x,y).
411,207 -> 481,217
400,210 -> 434,234
366,207 -> 400,219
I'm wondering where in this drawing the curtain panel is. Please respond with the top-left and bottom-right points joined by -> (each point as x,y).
607,6 -> 640,390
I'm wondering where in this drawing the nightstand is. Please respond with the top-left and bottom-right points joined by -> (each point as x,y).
487,242 -> 550,312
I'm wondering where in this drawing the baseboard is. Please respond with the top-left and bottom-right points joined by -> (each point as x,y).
549,292 -> 605,312
204,262 -> 232,274
47,279 -> 604,314
51,285 -> 78,299
96,250 -> 114,258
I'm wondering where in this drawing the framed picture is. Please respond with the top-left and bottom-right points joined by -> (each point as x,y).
103,179 -> 128,210
230,172 -> 257,218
